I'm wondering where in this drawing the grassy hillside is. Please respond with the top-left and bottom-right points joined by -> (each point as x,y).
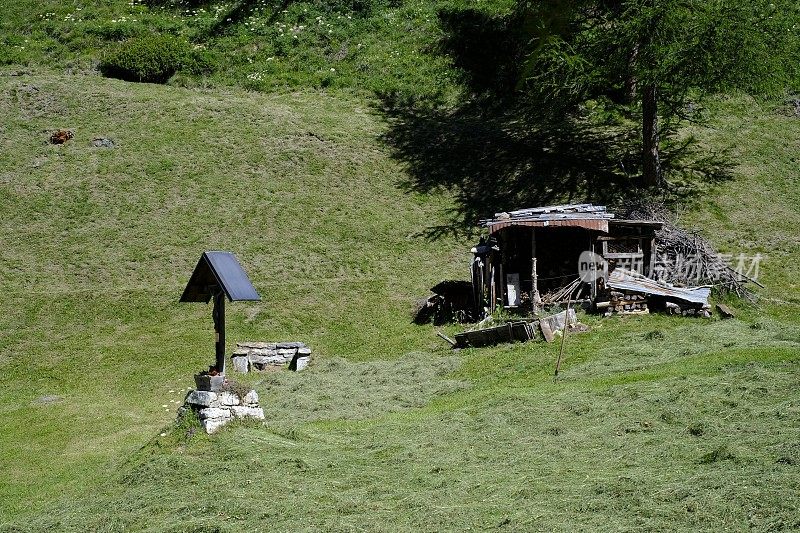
1,1 -> 799,527
1,67 -> 799,530
0,0 -> 514,102
0,69 -> 467,518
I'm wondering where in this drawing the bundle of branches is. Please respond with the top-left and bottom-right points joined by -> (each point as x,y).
620,201 -> 760,302
541,278 -> 582,304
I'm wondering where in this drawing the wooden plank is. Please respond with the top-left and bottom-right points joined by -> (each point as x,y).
648,236 -> 657,277
716,303 -> 735,318
540,321 -> 555,342
437,331 -> 457,346
590,237 -> 597,301
603,252 -> 645,259
531,228 -> 540,313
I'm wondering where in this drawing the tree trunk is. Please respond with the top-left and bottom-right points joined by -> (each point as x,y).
625,43 -> 639,103
641,84 -> 662,188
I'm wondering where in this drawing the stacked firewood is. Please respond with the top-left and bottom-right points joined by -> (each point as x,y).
597,290 -> 649,316
620,202 -> 759,301
665,301 -> 712,318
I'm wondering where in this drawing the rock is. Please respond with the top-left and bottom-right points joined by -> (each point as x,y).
292,356 -> 311,371
198,407 -> 230,420
185,390 -> 219,407
219,392 -> 240,406
202,418 -> 228,434
539,309 -> 576,335
277,341 -> 304,349
33,395 -> 63,405
91,137 -> 114,148
232,341 -> 311,372
237,342 -> 277,350
231,355 -> 249,373
231,406 -> 265,420
249,348 -> 279,357
242,390 -> 259,406
249,354 -> 287,365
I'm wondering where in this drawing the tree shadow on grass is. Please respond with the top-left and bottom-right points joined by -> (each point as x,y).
380,96 -> 643,239
378,7 -> 734,239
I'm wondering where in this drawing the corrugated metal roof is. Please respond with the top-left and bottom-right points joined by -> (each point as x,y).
487,218 -> 609,233
481,204 -> 663,234
607,269 -> 710,305
180,251 -> 261,303
482,203 -> 614,233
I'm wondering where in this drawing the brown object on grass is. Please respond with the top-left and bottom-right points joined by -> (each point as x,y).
716,303 -> 735,319
49,129 -> 74,144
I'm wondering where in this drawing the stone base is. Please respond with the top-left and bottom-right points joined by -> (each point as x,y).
183,389 -> 264,434
231,341 -> 312,373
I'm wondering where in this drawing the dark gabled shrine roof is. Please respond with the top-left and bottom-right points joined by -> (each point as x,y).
180,251 -> 261,303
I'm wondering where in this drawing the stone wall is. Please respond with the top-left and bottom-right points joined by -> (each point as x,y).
182,389 -> 264,434
231,341 -> 312,373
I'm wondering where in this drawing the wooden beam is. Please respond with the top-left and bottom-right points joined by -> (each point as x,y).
531,228 -> 540,314
649,236 -> 657,277
590,237 -> 597,301
213,291 -> 226,374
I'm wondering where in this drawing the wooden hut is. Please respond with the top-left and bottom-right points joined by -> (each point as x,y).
471,204 -> 662,313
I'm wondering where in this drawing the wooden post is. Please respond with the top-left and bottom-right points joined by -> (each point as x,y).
648,235 -> 657,277
498,261 -> 505,309
531,228 -> 540,314
489,262 -> 496,313
554,291 -> 573,382
213,291 -> 226,374
590,238 -> 597,301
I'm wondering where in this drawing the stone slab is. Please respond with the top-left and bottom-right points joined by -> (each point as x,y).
231,355 -> 249,373
249,348 -> 279,357
249,354 -> 289,365
199,407 -> 230,420
186,390 -> 219,407
202,418 -> 228,434
231,406 -> 265,420
277,342 -> 305,349
293,356 -> 311,371
237,342 -> 278,350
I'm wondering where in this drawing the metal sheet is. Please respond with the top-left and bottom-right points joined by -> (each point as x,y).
180,251 -> 261,303
607,269 -> 710,305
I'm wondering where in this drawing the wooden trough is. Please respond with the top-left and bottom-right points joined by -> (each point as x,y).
454,320 -> 538,348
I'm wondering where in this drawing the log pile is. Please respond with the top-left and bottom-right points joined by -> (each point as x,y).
597,290 -> 649,316
620,202 -> 759,301
664,301 -> 712,318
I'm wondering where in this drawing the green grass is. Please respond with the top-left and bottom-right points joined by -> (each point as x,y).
0,0 -> 513,102
1,61 -> 799,532
0,69 -> 466,519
